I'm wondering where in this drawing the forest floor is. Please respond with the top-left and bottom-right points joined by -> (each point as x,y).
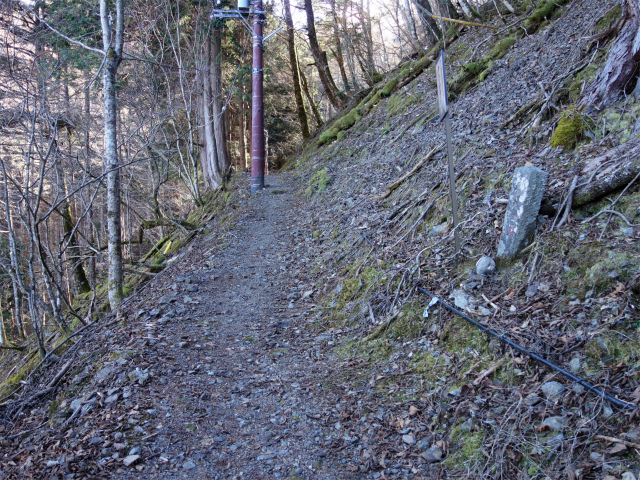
2,173 -> 428,479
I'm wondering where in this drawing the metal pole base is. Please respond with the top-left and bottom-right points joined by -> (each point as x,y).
250,176 -> 264,194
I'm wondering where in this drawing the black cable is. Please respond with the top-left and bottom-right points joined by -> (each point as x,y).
415,285 -> 636,411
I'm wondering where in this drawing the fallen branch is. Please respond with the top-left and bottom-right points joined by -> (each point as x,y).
0,344 -> 27,351
595,435 -> 640,451
123,266 -> 157,277
582,208 -> 638,226
553,175 -> 579,230
375,143 -> 444,200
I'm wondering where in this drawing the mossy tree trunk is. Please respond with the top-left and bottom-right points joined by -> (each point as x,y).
581,0 -> 640,108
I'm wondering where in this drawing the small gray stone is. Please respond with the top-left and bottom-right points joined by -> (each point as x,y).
421,446 -> 442,463
402,434 -> 416,445
569,357 -> 581,373
448,387 -> 462,397
95,366 -> 116,382
541,381 -> 564,399
122,454 -> 140,467
449,289 -> 473,310
428,221 -> 449,236
476,256 -> 496,276
540,416 -> 566,431
90,437 -> 103,445
416,439 -> 431,452
525,284 -> 538,298
186,285 -> 199,293
70,398 -> 83,412
128,446 -> 141,456
257,454 -> 277,461
183,461 -> 196,470
105,394 -> 119,404
621,227 -> 635,237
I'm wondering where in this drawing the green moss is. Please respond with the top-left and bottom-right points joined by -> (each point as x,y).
440,318 -> 490,355
312,230 -> 320,239
334,108 -> 361,131
478,64 -> 493,82
585,252 -> 636,293
306,168 -> 333,198
487,38 -> 516,60
568,62 -> 600,102
388,301 -> 429,340
585,331 -> 640,368
380,78 -> 399,97
318,127 -> 339,146
464,62 -> 484,75
371,71 -> 384,83
523,0 -> 570,33
596,5 -> 622,33
445,423 -> 484,468
549,107 -> 593,150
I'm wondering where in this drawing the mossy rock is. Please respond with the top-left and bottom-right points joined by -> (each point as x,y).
523,0 -> 571,34
487,38 -> 516,60
464,62 -> 485,75
334,108 -> 362,131
549,107 -> 594,150
585,331 -> 640,368
585,252 -> 636,293
380,78 -> 399,97
478,63 -> 494,82
318,127 -> 339,147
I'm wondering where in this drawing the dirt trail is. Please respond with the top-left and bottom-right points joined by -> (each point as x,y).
114,173 -> 361,479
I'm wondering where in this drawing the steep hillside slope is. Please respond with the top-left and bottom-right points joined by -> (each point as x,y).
293,0 -> 640,477
2,1 -> 640,479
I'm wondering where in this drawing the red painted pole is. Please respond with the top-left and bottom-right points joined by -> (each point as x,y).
250,0 -> 265,194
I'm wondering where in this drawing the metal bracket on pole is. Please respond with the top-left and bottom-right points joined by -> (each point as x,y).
263,25 -> 283,42
211,8 -> 252,34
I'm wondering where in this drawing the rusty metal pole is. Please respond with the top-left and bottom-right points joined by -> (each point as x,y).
250,0 -> 265,194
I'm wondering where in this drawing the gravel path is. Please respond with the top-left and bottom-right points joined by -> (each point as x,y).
115,174 -> 365,479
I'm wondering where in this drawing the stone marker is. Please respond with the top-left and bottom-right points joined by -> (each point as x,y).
497,166 -> 548,261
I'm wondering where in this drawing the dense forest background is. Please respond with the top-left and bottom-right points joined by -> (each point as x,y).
0,0 -> 503,354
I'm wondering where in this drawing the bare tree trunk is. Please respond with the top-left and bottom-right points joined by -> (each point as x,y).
83,88 -> 97,290
413,0 -> 442,45
329,0 -> 350,92
56,161 -> 91,295
100,0 -> 124,310
0,160 -> 24,338
304,0 -> 347,109
299,64 -> 323,128
211,26 -> 230,178
200,33 -> 223,189
582,0 -> 640,108
341,2 -> 360,89
404,0 -> 419,44
0,290 -> 6,345
284,0 -> 311,138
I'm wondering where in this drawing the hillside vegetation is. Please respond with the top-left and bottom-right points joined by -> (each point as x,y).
2,0 -> 640,478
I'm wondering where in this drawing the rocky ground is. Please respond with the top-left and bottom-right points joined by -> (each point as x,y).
3,1 -> 640,478
1,174 -> 453,479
